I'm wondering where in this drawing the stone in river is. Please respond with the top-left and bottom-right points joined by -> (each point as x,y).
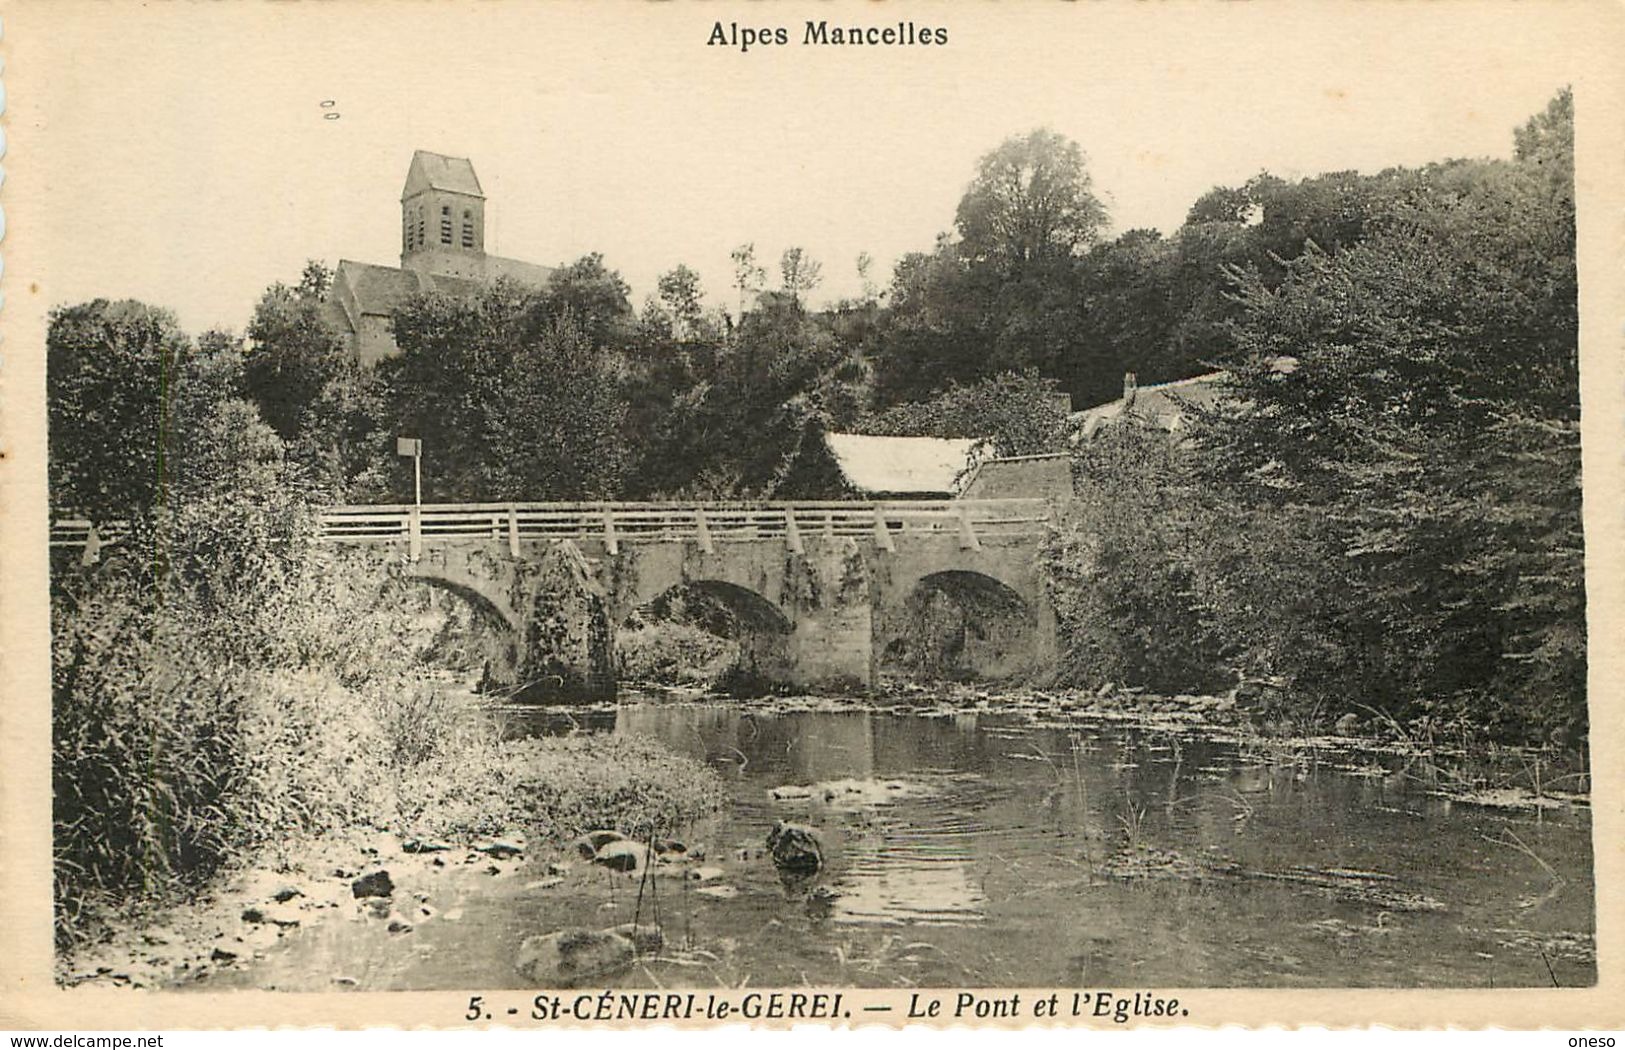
525,876 -> 566,891
242,904 -> 302,927
593,840 -> 649,873
515,929 -> 635,986
694,884 -> 738,900
574,829 -> 625,858
766,822 -> 824,874
402,838 -> 453,854
607,922 -> 664,954
350,870 -> 395,899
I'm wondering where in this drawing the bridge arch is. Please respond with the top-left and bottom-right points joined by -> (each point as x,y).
397,573 -> 523,692
880,569 -> 1037,683
618,578 -> 794,693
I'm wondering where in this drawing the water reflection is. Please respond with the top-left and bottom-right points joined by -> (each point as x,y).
232,699 -> 1589,991
576,703 -> 1593,986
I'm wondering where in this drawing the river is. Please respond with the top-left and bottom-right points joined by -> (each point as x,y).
214,698 -> 1595,990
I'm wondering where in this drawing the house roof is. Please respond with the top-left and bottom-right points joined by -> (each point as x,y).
824,433 -> 981,496
958,452 -> 1073,502
402,150 -> 485,199
1072,371 -> 1228,440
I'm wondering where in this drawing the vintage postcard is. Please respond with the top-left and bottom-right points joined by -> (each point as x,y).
2,0 -> 1622,1031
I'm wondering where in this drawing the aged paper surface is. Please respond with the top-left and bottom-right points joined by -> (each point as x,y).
2,0 -> 1623,1030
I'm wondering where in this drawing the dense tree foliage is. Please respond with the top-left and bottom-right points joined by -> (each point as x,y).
46,300 -> 189,520
860,370 -> 1070,457
380,274 -> 629,502
1048,89 -> 1583,743
243,262 -> 347,442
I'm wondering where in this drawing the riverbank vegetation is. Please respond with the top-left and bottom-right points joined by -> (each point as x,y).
1046,91 -> 1582,747
47,312 -> 723,950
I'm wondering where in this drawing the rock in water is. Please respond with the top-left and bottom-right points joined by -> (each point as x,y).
608,922 -> 664,954
593,840 -> 648,873
350,870 -> 395,899
574,829 -> 625,858
766,822 -> 823,874
515,929 -> 635,986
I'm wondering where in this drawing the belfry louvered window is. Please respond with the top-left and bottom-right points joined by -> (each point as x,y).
462,210 -> 475,248
441,205 -> 453,245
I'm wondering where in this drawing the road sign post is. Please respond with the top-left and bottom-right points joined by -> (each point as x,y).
396,437 -> 423,507
397,437 -> 423,561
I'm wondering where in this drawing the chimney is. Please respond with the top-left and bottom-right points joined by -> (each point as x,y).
1122,372 -> 1138,405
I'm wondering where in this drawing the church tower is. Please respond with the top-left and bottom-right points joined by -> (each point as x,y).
400,150 -> 487,279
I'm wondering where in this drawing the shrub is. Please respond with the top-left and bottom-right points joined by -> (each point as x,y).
617,620 -> 736,685
396,734 -> 725,842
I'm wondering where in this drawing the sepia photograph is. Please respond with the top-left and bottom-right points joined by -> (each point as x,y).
3,0 -> 1622,1030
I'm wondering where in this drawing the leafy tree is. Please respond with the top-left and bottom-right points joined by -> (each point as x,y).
656,264 -> 705,340
955,128 -> 1108,270
380,282 -> 539,499
243,261 -> 347,442
862,370 -> 1070,456
873,131 -> 1106,405
380,284 -> 632,501
538,253 -> 634,347
730,243 -> 767,323
779,247 -> 823,308
488,314 -> 628,500
46,299 -> 189,520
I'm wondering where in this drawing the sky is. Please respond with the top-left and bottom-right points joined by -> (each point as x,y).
14,2 -> 1591,336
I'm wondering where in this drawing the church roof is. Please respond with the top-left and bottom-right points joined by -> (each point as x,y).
402,150 -> 484,199
481,255 -> 557,287
824,432 -> 982,497
334,260 -> 483,318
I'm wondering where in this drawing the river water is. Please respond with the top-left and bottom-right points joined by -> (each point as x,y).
223,699 -> 1595,990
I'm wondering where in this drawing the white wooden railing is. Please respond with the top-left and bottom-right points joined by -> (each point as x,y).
50,499 -> 1053,562
316,499 -> 1051,559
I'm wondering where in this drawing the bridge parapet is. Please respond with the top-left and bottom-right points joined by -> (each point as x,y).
313,499 -> 1052,561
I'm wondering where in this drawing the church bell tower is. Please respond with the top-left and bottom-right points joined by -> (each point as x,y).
400,150 -> 487,278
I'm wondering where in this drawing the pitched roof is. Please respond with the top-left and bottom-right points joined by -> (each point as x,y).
1073,371 -> 1228,439
482,255 -> 557,287
402,150 -> 484,199
334,260 -> 487,318
958,452 -> 1073,502
824,433 -> 981,496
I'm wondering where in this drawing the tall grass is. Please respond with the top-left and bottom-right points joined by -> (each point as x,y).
50,497 -> 722,948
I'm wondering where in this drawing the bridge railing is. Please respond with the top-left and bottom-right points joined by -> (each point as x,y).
48,519 -> 129,557
48,500 -> 1054,562
316,499 -> 1052,557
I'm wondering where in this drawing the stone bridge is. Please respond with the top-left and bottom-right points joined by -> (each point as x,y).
54,501 -> 1058,700
322,500 -> 1058,699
